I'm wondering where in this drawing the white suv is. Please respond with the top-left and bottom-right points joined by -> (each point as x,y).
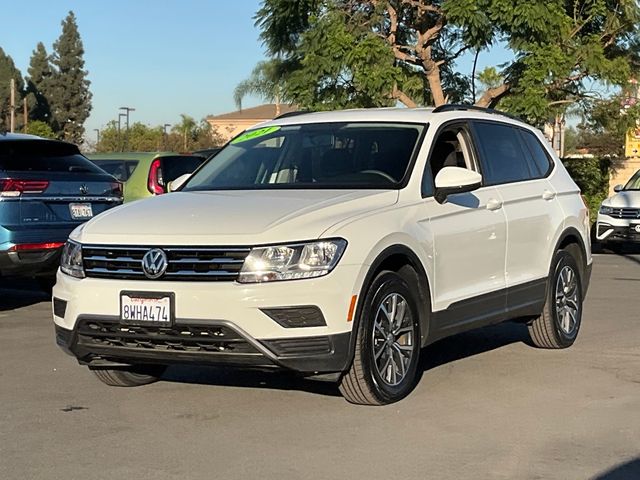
596,169 -> 640,250
53,106 -> 592,405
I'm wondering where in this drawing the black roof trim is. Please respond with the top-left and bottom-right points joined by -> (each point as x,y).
274,110 -> 312,120
433,104 -> 523,122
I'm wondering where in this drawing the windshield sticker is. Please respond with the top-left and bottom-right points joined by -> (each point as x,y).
231,126 -> 281,144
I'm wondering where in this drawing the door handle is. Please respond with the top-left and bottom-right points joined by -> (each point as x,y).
486,198 -> 503,211
542,190 -> 556,201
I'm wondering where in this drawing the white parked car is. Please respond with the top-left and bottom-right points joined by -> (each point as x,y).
596,169 -> 640,250
53,106 -> 592,405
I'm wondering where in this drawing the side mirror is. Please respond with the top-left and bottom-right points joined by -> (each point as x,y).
167,173 -> 191,192
613,184 -> 623,193
434,166 -> 482,204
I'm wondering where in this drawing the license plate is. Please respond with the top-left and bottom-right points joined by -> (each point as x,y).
120,292 -> 174,325
69,203 -> 93,219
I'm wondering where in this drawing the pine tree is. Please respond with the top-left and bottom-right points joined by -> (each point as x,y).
0,47 -> 25,132
25,42 -> 54,124
50,11 -> 92,143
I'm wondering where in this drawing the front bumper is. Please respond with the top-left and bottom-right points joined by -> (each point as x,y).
52,264 -> 364,374
596,215 -> 640,243
54,319 -> 351,374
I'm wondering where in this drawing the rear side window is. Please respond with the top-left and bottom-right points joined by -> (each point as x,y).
0,140 -> 103,173
519,130 -> 552,176
91,160 -> 139,181
471,121 -> 533,185
160,155 -> 206,184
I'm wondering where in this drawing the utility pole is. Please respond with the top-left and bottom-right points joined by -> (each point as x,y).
9,79 -> 15,133
163,123 -> 171,150
94,128 -> 100,146
23,98 -> 28,132
119,106 -> 135,150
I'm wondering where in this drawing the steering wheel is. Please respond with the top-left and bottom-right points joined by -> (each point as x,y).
360,170 -> 396,183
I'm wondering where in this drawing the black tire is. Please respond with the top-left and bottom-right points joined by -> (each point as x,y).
91,365 -> 166,387
528,249 -> 583,349
339,270 -> 421,405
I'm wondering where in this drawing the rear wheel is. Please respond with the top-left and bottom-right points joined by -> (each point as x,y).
339,271 -> 421,405
91,365 -> 166,387
528,249 -> 583,349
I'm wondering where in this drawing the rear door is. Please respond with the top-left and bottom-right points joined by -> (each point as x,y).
0,140 -> 122,232
470,121 -> 564,311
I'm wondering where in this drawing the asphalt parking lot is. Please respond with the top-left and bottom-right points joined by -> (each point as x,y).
1,253 -> 639,480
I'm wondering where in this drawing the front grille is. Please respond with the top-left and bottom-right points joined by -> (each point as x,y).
82,245 -> 250,281
607,207 -> 640,219
77,320 -> 260,355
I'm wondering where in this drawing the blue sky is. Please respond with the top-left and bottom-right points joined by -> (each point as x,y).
1,0 -> 511,143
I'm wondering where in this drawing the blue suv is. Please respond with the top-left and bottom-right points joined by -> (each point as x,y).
0,133 -> 122,282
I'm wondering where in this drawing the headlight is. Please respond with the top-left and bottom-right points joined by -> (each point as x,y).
238,239 -> 347,283
60,240 -> 85,278
599,205 -> 613,215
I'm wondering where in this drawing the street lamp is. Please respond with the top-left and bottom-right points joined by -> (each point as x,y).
119,106 -> 135,150
117,113 -> 127,152
163,123 -> 171,150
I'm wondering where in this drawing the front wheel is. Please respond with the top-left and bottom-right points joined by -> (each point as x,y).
339,271 -> 421,405
528,249 -> 583,349
90,365 -> 166,387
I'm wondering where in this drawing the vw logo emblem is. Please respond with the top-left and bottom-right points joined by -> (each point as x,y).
79,184 -> 89,195
141,248 -> 168,279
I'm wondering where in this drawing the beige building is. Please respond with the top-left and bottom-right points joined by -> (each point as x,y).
206,104 -> 297,143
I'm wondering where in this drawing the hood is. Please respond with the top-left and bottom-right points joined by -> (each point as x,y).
602,190 -> 640,208
76,189 -> 398,245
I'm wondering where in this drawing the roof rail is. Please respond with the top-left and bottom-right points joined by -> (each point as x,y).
432,104 -> 522,122
274,110 -> 311,120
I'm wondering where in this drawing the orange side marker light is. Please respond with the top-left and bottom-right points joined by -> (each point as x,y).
347,295 -> 357,322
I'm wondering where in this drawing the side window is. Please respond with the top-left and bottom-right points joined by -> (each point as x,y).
422,124 -> 477,197
519,129 -> 552,177
471,121 -> 533,185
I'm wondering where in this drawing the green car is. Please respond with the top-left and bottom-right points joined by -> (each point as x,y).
87,152 -> 207,203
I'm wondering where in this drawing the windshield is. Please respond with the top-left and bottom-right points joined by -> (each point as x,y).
182,122 -> 425,191
623,169 -> 640,190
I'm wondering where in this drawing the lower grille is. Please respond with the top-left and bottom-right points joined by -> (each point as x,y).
77,320 -> 260,355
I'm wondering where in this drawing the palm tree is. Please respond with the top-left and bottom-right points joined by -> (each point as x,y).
174,114 -> 196,151
234,60 -> 283,115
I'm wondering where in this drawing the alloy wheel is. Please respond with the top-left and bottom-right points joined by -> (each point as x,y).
372,293 -> 416,387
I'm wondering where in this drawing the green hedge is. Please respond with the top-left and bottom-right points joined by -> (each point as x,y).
562,157 -> 610,223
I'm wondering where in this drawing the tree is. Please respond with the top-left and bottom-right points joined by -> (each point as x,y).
0,47 -> 25,132
251,0 -> 640,121
26,120 -> 56,139
95,118 -> 222,153
25,42 -> 54,124
50,11 -> 92,143
234,60 -> 285,113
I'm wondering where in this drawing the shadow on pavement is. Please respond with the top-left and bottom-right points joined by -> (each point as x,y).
592,457 -> 640,480
420,321 -> 530,374
163,321 -> 531,398
162,365 -> 343,397
0,278 -> 49,311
